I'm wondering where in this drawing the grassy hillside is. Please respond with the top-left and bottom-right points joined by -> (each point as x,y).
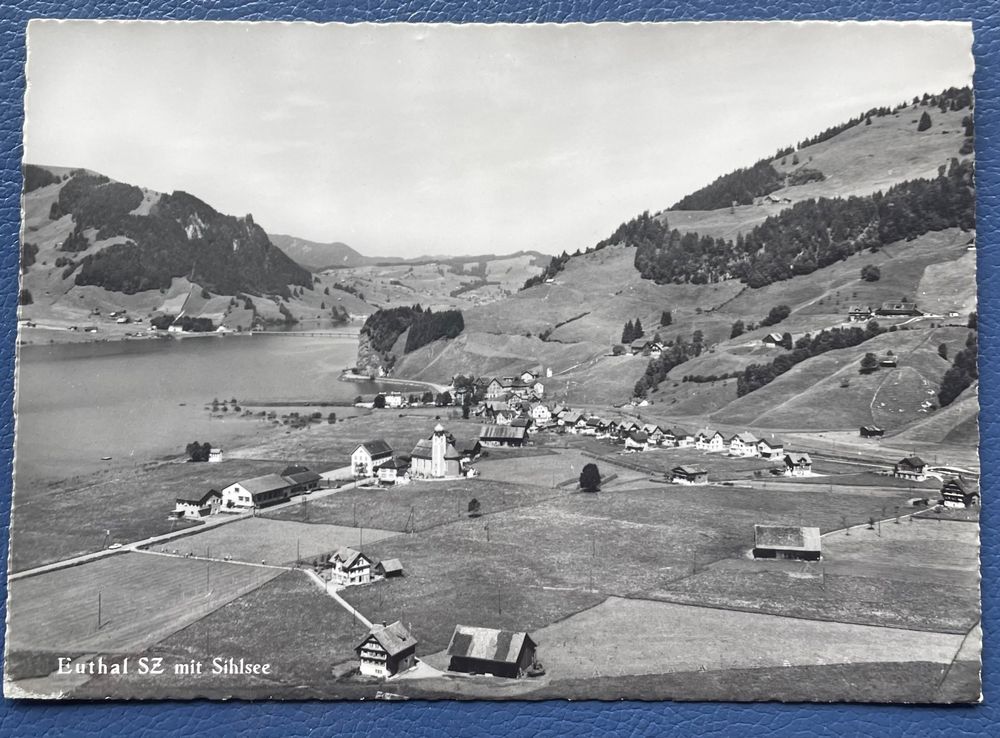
267,233 -> 384,270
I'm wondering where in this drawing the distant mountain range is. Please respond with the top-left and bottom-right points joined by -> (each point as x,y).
267,234 -> 406,270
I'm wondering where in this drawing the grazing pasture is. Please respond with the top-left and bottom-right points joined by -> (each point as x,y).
6,553 -> 281,655
154,517 -> 400,566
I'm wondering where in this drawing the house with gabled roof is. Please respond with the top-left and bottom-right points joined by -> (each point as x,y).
762,332 -> 784,346
352,440 -> 393,478
729,432 -> 761,457
446,625 -> 538,679
374,558 -> 404,578
756,437 -> 784,460
753,525 -> 821,561
664,426 -> 694,448
330,547 -> 373,586
530,404 -> 552,425
894,456 -> 928,481
848,305 -> 874,322
281,465 -> 322,494
173,488 -> 222,519
377,457 -> 411,485
642,423 -> 664,445
480,424 -> 528,447
355,621 -> 417,678
784,452 -> 813,476
222,474 -> 294,510
695,428 -> 726,452
671,465 -> 708,485
859,425 -> 885,439
624,431 -> 648,452
941,476 -> 979,508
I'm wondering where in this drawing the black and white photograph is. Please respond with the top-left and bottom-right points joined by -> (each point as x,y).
4,20 -> 979,702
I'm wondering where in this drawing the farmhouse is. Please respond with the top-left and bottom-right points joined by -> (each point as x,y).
446,625 -> 538,679
208,448 -> 223,463
559,411 -> 582,428
375,559 -> 404,578
624,431 -> 648,452
485,378 -> 507,399
848,305 -> 874,322
879,355 -> 898,368
894,456 -> 928,482
752,525 -> 822,561
876,301 -> 921,317
511,416 -> 533,430
762,332 -> 784,346
377,457 -> 411,485
630,338 -> 652,355
410,424 -> 463,479
172,489 -> 222,519
728,432 -> 760,457
671,465 -> 708,485
784,452 -> 813,476
642,423 -> 664,445
583,417 -> 605,436
480,424 -> 528,447
222,474 -> 294,510
941,476 -> 979,508
756,437 -> 784,460
355,621 -> 418,678
455,439 -> 483,463
494,409 -> 516,425
281,465 -> 322,494
383,392 -> 406,409
695,428 -> 726,452
352,440 -> 394,478
860,425 -> 885,439
330,547 -> 373,586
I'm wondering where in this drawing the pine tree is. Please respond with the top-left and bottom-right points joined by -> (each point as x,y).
633,317 -> 644,338
621,320 -> 634,343
661,310 -> 672,327
917,111 -> 932,131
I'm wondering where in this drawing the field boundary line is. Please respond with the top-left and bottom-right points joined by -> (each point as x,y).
619,592 -> 974,637
934,619 -> 981,697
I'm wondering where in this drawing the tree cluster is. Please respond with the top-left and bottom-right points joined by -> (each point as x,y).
760,305 -> 791,327
736,321 -> 886,397
21,241 -> 38,272
861,264 -> 881,282
633,332 -> 704,397
185,441 -> 212,462
23,164 -> 60,193
361,305 -> 425,354
522,251 -> 571,290
938,331 -> 978,407
404,308 -> 465,353
57,172 -> 311,296
672,159 -> 784,211
621,317 -> 645,344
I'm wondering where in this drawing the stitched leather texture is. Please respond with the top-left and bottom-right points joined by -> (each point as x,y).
0,2 -> 995,735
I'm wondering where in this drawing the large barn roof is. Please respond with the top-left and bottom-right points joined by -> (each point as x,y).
355,439 -> 393,457
754,525 -> 822,552
480,425 -> 527,440
446,625 -> 536,664
237,474 -> 293,496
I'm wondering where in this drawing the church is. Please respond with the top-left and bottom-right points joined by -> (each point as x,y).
409,423 -> 463,479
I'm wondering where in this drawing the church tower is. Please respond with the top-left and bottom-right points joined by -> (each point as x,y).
431,423 -> 447,478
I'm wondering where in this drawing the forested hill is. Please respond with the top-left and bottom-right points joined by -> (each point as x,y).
24,166 -> 312,296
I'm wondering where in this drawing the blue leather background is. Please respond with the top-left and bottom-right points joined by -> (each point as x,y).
0,2 -> 995,735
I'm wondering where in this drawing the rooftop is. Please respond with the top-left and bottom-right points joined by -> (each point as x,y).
754,524 -> 822,552
446,625 -> 536,664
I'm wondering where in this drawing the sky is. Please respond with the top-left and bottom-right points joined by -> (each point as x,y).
25,21 -> 973,258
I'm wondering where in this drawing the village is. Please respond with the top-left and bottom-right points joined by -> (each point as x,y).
93,356 -> 975,693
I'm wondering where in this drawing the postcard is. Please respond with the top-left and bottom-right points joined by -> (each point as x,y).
5,19 -> 979,701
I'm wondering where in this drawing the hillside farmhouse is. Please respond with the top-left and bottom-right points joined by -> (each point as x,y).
642,423 -> 665,444
480,424 -> 528,447
352,440 -> 394,477
666,427 -> 695,448
941,476 -> 979,508
848,305 -> 874,322
880,355 -> 898,368
173,489 -> 222,519
860,425 -> 885,439
410,424 -> 463,479
671,465 -> 708,485
762,332 -> 784,346
355,621 -> 418,678
894,456 -> 928,482
330,547 -> 373,586
208,447 -> 223,463
752,525 -> 822,561
784,452 -> 813,476
446,625 -> 538,679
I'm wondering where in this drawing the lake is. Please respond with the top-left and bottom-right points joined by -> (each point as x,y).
14,334 -> 401,485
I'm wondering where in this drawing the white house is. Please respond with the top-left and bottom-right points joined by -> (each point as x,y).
377,457 -> 410,485
729,432 -> 761,457
172,489 -> 222,519
355,621 -> 418,678
351,440 -> 394,478
530,404 -> 552,425
384,392 -> 406,409
784,452 -> 813,477
695,428 -> 726,452
330,547 -> 373,586
208,447 -> 223,463
624,431 -> 648,452
221,474 -> 294,511
757,437 -> 784,460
